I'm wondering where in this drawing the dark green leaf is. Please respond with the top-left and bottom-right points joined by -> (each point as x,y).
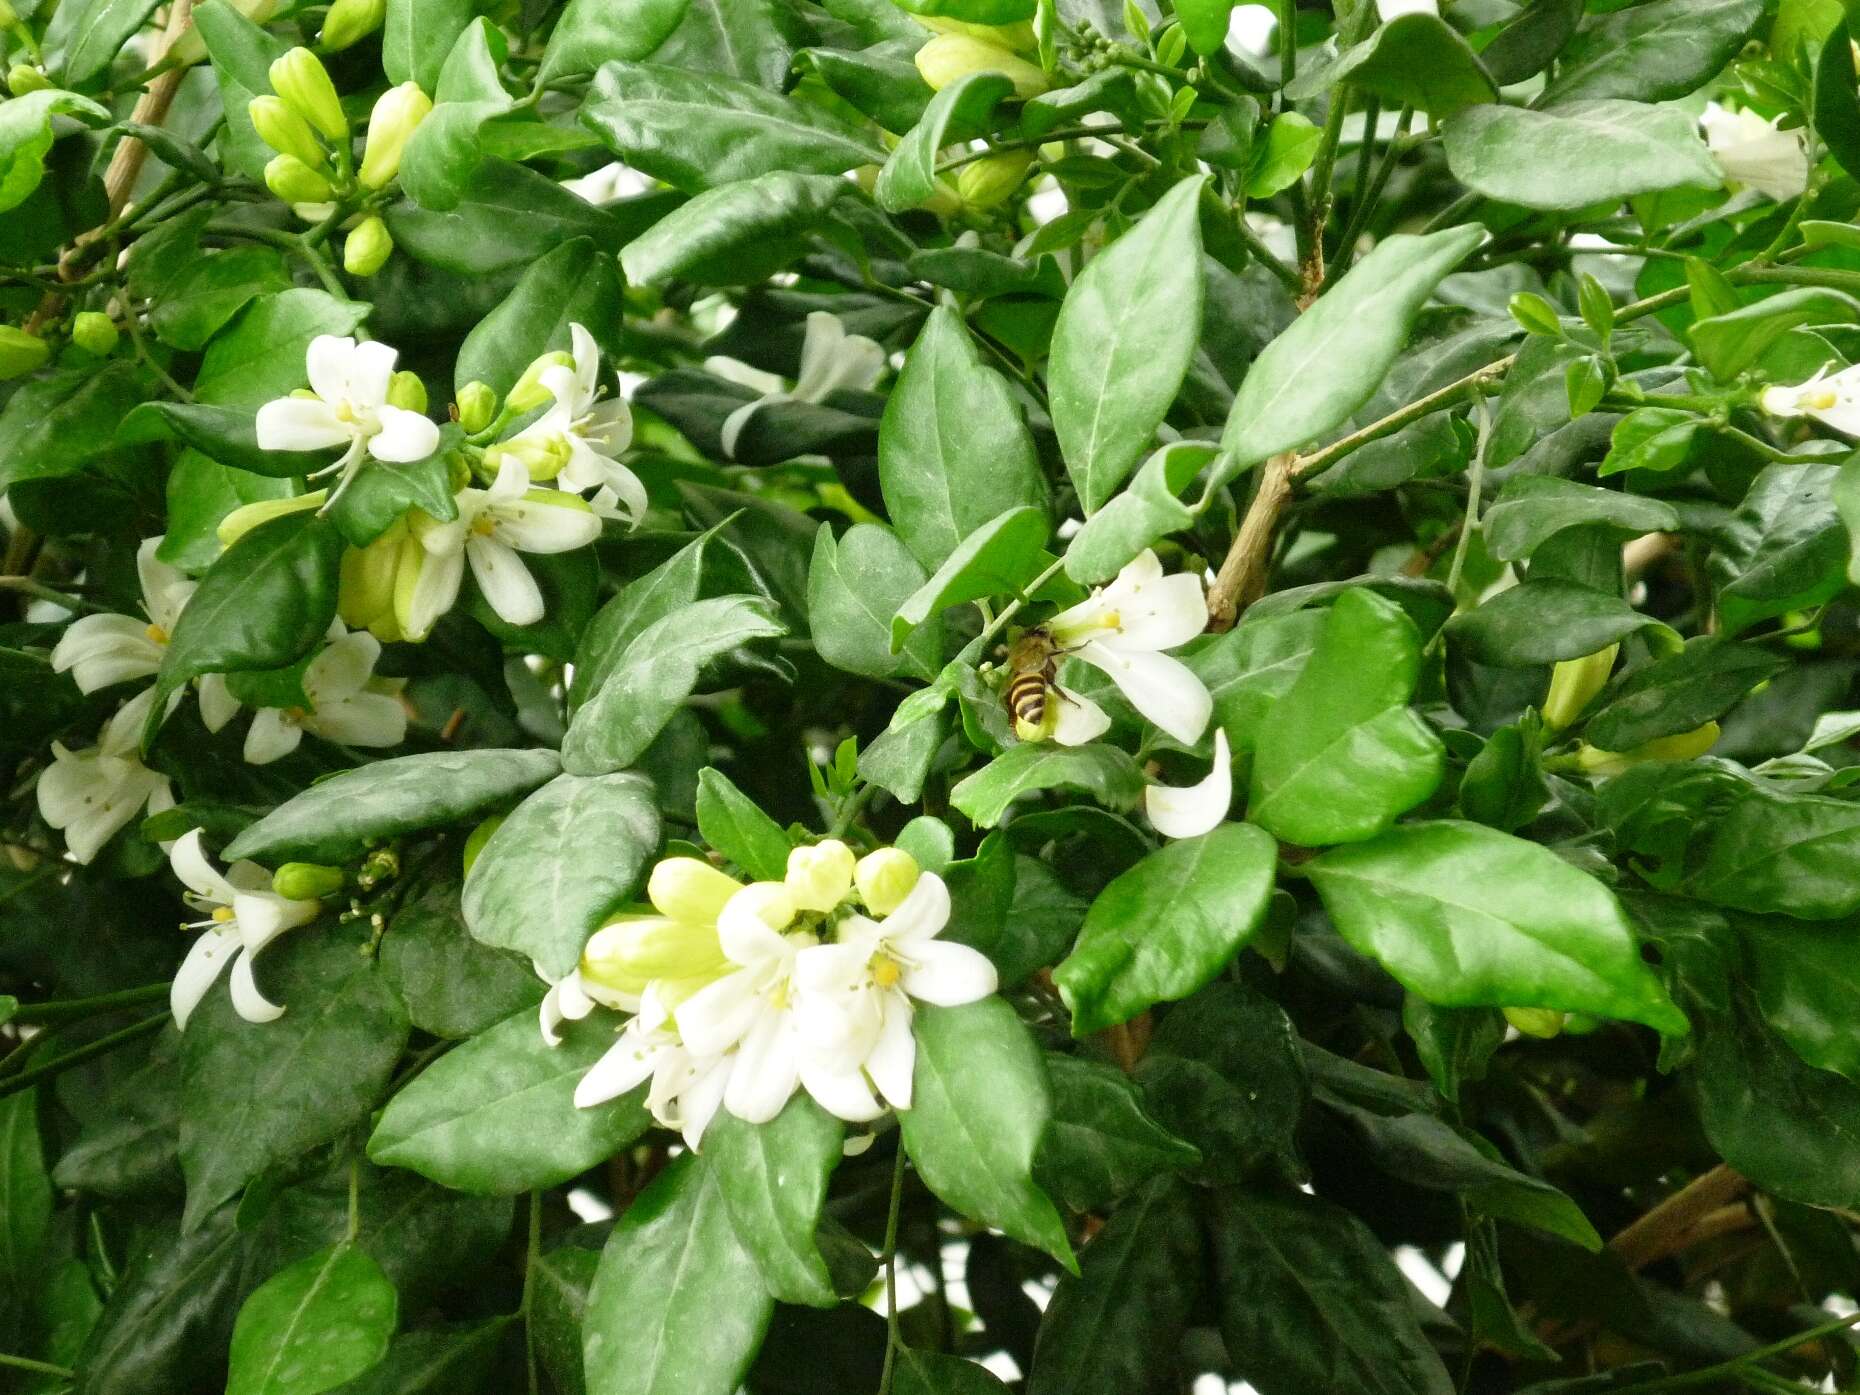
808,522 -> 942,680
225,1245 -> 398,1395
1539,0 -> 1763,104
695,768 -> 792,882
1034,1054 -> 1200,1212
619,172 -> 849,287
891,506 -> 1049,652
1482,476 -> 1680,562
875,72 -> 1016,212
707,1096 -> 842,1307
454,238 -> 624,399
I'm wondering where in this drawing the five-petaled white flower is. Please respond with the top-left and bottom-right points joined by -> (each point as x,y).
706,311 -> 887,460
1041,549 -> 1213,747
37,687 -> 177,864
1760,364 -> 1860,437
1701,102 -> 1809,204
167,829 -> 321,1029
51,537 -> 194,695
398,459 -> 604,642
574,984 -> 733,1150
499,324 -> 645,523
198,625 -> 407,765
1143,728 -> 1232,839
255,335 -> 441,503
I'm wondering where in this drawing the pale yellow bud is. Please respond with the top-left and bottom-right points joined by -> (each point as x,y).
1575,721 -> 1720,778
484,434 -> 571,481
724,881 -> 798,934
1540,643 -> 1617,732
358,82 -> 432,189
1504,1007 -> 1566,1039
956,150 -> 1034,208
270,48 -> 348,143
786,839 -> 855,912
386,367 -> 425,412
343,215 -> 393,277
506,351 -> 573,413
338,520 -> 406,632
914,34 -> 1048,100
582,915 -> 729,995
217,490 -> 328,547
318,0 -> 386,51
249,96 -> 327,168
855,848 -> 920,916
264,153 -> 335,205
456,381 -> 496,433
914,15 -> 1037,50
647,857 -> 742,924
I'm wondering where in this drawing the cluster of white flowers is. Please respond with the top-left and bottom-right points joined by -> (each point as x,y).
541,841 -> 997,1148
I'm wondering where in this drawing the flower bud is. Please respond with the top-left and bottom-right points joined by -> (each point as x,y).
379,369 -> 423,415
915,15 -> 1037,49
1504,1006 -> 1566,1039
915,34 -> 1048,99
786,839 -> 855,912
272,861 -> 344,899
484,434 -> 570,481
956,150 -> 1034,209
506,350 -> 573,413
358,81 -> 432,189
216,490 -> 328,547
339,520 -> 405,632
6,63 -> 49,95
269,48 -> 348,143
0,2 -> 19,28
855,848 -> 920,916
582,915 -> 729,995
724,881 -> 798,935
0,327 -> 49,380
341,215 -> 393,277
1540,643 -> 1617,732
70,311 -> 118,357
393,537 -> 434,642
456,380 -> 496,433
1575,721 -> 1721,779
265,153 -> 336,205
318,0 -> 386,51
248,94 -> 327,168
647,856 -> 742,924
462,814 -> 502,874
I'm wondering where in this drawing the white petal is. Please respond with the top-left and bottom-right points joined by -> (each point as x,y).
677,1057 -> 732,1150
717,883 -> 797,965
674,970 -> 764,1057
1077,640 -> 1212,745
718,399 -> 766,461
197,673 -> 241,732
866,998 -> 916,1110
487,456 -> 531,502
243,708 -> 304,765
170,828 -> 235,904
136,537 -> 189,627
303,692 -> 405,749
304,631 -> 380,704
368,406 -> 441,463
1145,728 -> 1233,839
347,340 -> 399,409
1051,684 -> 1112,746
799,1056 -> 884,1123
52,615 -> 162,694
466,536 -> 545,627
724,1010 -> 801,1124
574,1030 -> 659,1107
229,946 -> 285,1023
402,545 -> 465,642
488,495 -> 604,554
256,396 -> 352,453
305,335 -> 358,403
1100,571 -> 1208,652
171,931 -> 235,1030
900,941 -> 998,1006
881,870 -> 951,946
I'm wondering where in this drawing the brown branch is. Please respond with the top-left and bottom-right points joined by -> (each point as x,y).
1608,1164 -> 1750,1272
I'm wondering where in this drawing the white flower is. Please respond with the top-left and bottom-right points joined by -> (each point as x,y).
538,963 -> 597,1047
1760,363 -> 1860,436
792,870 -> 995,1113
560,162 -> 652,205
51,537 -> 194,694
705,312 -> 887,460
198,626 -> 407,765
501,324 -> 645,523
574,986 -> 733,1149
1043,549 -> 1213,746
167,829 -> 321,1029
255,335 -> 442,503
398,459 -> 604,642
37,687 -> 177,864
1701,102 -> 1809,203
1143,729 -> 1232,839
1376,0 -> 1437,16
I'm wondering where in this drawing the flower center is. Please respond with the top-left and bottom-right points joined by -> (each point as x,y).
145,622 -> 168,645
284,706 -> 308,723
471,515 -> 498,538
872,954 -> 902,989
1806,389 -> 1839,410
211,905 -> 235,923
1100,608 -> 1122,632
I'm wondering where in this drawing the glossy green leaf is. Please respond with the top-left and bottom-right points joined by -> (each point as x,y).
379,883 -> 545,1040
1444,579 -> 1672,665
454,237 -> 624,398
891,506 -> 1049,652
1286,13 -> 1496,117
1186,609 -> 1324,755
949,742 -> 1145,828
1690,785 -> 1860,920
384,0 -> 475,90
1584,638 -> 1787,750
1709,461 -> 1847,635
620,172 -> 849,287
148,246 -> 293,352
1442,101 -> 1721,211
1064,442 -> 1216,585
1034,1054 -> 1200,1213
569,526 -> 716,711
0,89 -> 112,212
1747,917 -> 1860,1081
808,523 -> 942,680
876,71 -> 1015,212
1482,476 -> 1679,562
1539,0 -> 1764,104
116,400 -> 329,479
706,1096 -> 842,1307
1691,288 -> 1860,382
0,1089 -> 49,1291
695,768 -> 792,882
540,0 -> 689,79
226,1245 -> 398,1395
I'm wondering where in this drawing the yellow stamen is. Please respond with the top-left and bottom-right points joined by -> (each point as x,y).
1806,389 -> 1839,410
211,905 -> 235,923
872,955 -> 902,989
145,623 -> 169,645
1100,609 -> 1121,631
471,515 -> 498,537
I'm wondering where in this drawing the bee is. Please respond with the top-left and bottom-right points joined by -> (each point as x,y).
1003,627 -> 1063,732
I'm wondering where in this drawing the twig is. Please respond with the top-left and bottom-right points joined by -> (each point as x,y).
876,1143 -> 909,1395
0,1012 -> 167,1101
1609,1165 -> 1749,1272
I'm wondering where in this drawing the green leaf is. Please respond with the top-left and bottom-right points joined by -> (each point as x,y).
582,1155 -> 774,1395
1583,638 -> 1787,750
1050,174 -> 1206,513
387,161 -> 628,274
1025,1177 -> 1201,1395
706,1096 -> 842,1307
1186,609 -> 1324,755
886,0 -> 1031,21
876,71 -> 1015,213
879,305 -> 1047,569
194,288 -> 372,408
1817,19 -> 1860,182
53,0 -> 163,85
561,595 -> 787,775
1747,917 -> 1860,1081
0,1089 -> 49,1291
1217,227 -> 1484,478
396,21 -> 514,210
1598,407 -> 1701,477
1211,1187 -> 1456,1395
620,172 -> 849,287
1444,578 -> 1672,665
226,1245 -> 398,1395
808,523 -> 943,680
891,506 -> 1049,653
1539,0 -> 1763,104
181,929 -> 411,1228
461,771 -> 661,978
0,360 -> 151,491
1175,0 -> 1234,55
1055,823 -> 1277,1034
368,1009 -> 652,1193
379,882 -> 545,1040
582,61 -> 885,193
1064,442 -> 1216,585
1245,113 -> 1320,198
949,742 -> 1146,828
454,238 -> 624,399
569,525 -> 716,711
223,749 -> 563,864
148,245 -> 292,352
1709,461 -> 1847,635
1482,476 -> 1680,563
1442,100 -> 1722,211
1307,820 -> 1689,1034
115,400 -> 329,479
147,512 -> 344,749
695,768 -> 792,881
0,89 -> 112,213
1034,1055 -> 1200,1213
899,998 -> 1076,1270
328,431 -> 462,549
895,1350 -> 1014,1395
1690,287 -> 1860,382
1689,785 -> 1860,920
328,1319 -> 512,1395
1286,13 -> 1496,117
540,0 -> 690,81
384,0 -> 475,90
1248,588 -> 1443,846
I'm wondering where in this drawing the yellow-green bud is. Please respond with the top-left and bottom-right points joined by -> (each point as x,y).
582,915 -> 729,995
265,153 -> 336,205
462,814 -> 503,874
914,34 -> 1048,99
272,862 -> 344,899
318,0 -> 386,50
855,848 -> 920,916
786,839 -> 855,912
217,490 -> 328,547
1575,721 -> 1721,779
1504,1007 -> 1566,1039
0,326 -> 49,380
70,311 -> 118,357
724,880 -> 798,934
393,534 -> 434,642
484,434 -> 570,481
506,350 -> 573,413
1540,643 -> 1617,732
339,520 -> 406,633
386,367 -> 425,412
647,856 -> 743,924
343,216 -> 394,277
248,95 -> 326,168
358,81 -> 432,190
269,48 -> 348,143
956,149 -> 1034,209
6,63 -> 49,95
456,380 -> 496,433
914,15 -> 1037,50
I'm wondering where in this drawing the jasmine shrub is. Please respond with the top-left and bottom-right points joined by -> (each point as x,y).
6,0 -> 1860,1391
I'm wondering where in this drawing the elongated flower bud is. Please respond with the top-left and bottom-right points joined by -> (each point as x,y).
1540,643 -> 1617,732
956,150 -> 1034,208
270,48 -> 348,143
456,380 -> 496,434
343,217 -> 394,277
272,862 -> 344,899
249,96 -> 327,168
6,63 -> 49,95
1575,721 -> 1720,779
71,311 -> 118,357
915,34 -> 1048,99
318,0 -> 386,51
582,915 -> 729,995
1504,1007 -> 1566,1039
0,326 -> 48,379
217,490 -> 328,547
339,520 -> 406,633
855,848 -> 920,916
265,153 -> 335,205
914,15 -> 1037,50
358,82 -> 432,190
506,350 -> 573,413
484,434 -> 570,480
647,857 -> 742,924
786,839 -> 855,912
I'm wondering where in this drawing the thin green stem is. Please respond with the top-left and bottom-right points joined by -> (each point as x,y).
11,983 -> 168,1025
1276,0 -> 1296,89
521,1189 -> 542,1395
0,1352 -> 75,1379
1443,397 -> 1491,598
346,1155 -> 362,1243
1604,1308 -> 1860,1394
0,1013 -> 166,1102
0,575 -> 105,613
977,555 -> 1068,649
1295,356 -> 1513,483
1323,104 -> 1414,288
876,1142 -> 908,1395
